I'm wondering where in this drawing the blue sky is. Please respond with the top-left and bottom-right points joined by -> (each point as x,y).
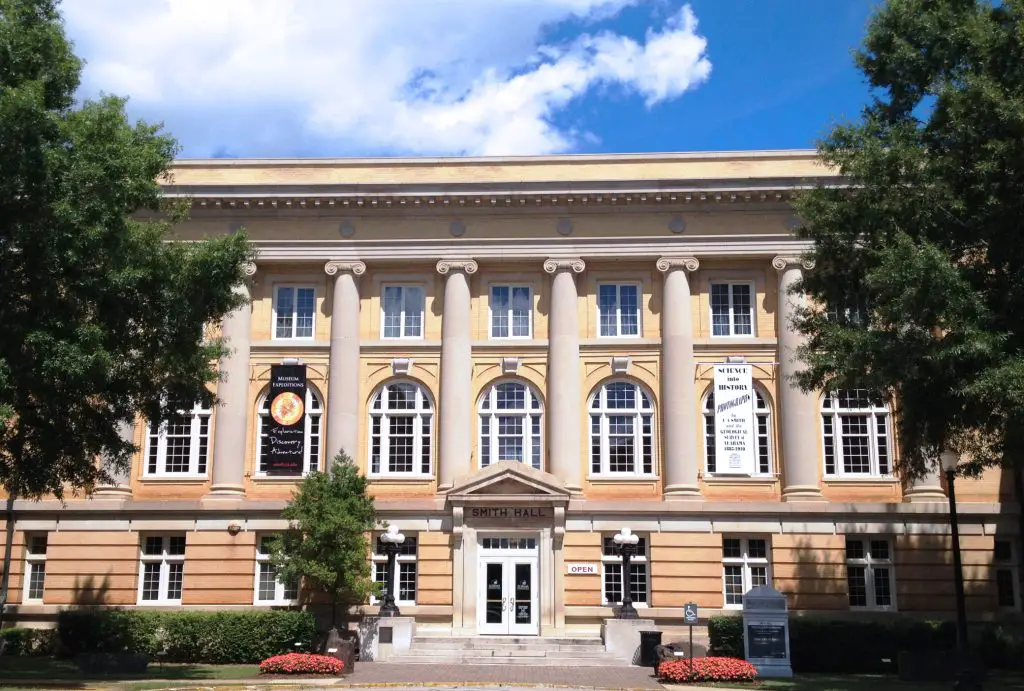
61,0 -> 879,158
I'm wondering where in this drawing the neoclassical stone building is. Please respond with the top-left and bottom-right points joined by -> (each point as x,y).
1,151 -> 1018,638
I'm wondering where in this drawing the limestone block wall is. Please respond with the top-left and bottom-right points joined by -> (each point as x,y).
771,533 -> 847,610
181,531 -> 257,606
563,532 -> 602,607
416,531 -> 453,606
896,533 -> 998,613
45,531 -> 139,606
649,532 -> 724,608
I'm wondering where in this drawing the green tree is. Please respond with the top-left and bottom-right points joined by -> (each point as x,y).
269,454 -> 378,629
791,0 -> 1024,590
0,0 -> 253,499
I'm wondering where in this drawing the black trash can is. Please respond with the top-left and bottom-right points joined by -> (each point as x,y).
638,630 -> 663,667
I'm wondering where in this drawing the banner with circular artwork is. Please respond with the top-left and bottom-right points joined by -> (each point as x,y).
266,363 -> 307,476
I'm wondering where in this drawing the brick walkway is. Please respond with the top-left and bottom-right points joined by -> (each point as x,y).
333,662 -> 664,689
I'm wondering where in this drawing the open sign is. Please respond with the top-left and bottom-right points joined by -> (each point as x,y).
566,563 -> 598,575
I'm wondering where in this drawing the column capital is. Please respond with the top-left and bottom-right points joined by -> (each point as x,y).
543,258 -> 585,274
324,260 -> 366,277
656,256 -> 699,273
772,255 -> 814,272
243,261 -> 258,277
436,259 -> 478,275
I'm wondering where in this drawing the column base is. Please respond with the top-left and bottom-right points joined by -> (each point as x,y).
204,483 -> 246,499
903,486 -> 947,503
781,485 -> 827,502
663,483 -> 703,501
92,485 -> 132,498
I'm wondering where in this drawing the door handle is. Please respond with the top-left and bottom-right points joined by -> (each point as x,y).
501,597 -> 507,611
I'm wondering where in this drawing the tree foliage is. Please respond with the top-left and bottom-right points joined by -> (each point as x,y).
0,0 -> 253,497
792,0 -> 1024,478
269,454 -> 377,626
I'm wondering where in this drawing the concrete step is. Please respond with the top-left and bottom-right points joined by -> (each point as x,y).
400,647 -> 609,658
386,655 -> 632,667
412,636 -> 601,647
408,640 -> 604,653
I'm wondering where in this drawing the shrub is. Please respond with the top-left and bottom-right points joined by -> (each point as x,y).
708,615 -> 744,658
0,627 -> 58,656
57,610 -> 163,657
658,657 -> 758,684
259,653 -> 344,675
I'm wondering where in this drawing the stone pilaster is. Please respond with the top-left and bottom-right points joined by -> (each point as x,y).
657,257 -> 702,500
206,262 -> 256,498
437,259 -> 478,490
773,256 -> 826,501
904,462 -> 947,502
324,261 -> 366,465
94,420 -> 135,497
543,258 -> 585,493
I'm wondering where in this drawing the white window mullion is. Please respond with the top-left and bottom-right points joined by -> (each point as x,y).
382,413 -> 391,474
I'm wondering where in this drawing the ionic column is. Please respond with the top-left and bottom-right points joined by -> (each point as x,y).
904,463 -> 947,502
437,259 -> 478,490
324,261 -> 366,465
207,262 -> 256,498
657,257 -> 702,500
94,420 -> 135,497
773,256 -> 826,501
543,258 -> 585,493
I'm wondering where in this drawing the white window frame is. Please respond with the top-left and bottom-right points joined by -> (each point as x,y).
255,386 -> 323,477
722,536 -> 772,609
272,284 -> 317,340
137,534 -> 186,605
371,533 -> 418,606
380,284 -> 425,339
143,402 -> 211,478
709,281 -> 756,337
588,381 -> 656,478
995,539 -> 1021,610
489,285 -> 532,339
22,533 -> 47,603
478,380 -> 544,470
597,282 -> 642,338
821,390 -> 892,478
368,381 -> 434,478
703,387 -> 774,476
845,537 -> 896,610
254,535 -> 298,605
600,534 -> 649,607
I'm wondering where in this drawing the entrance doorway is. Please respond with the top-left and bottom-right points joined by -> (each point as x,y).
477,535 -> 539,635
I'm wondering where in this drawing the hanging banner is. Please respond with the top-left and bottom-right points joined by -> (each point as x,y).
266,363 -> 307,476
713,363 -> 755,474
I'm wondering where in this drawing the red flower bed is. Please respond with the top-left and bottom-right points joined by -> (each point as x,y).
259,653 -> 345,676
658,656 -> 758,684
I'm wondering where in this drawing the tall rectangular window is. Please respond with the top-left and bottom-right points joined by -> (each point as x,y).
490,285 -> 532,339
710,282 -> 754,336
371,533 -> 418,606
138,535 -> 186,605
601,534 -> 648,607
254,535 -> 298,605
597,283 -> 640,337
144,402 -> 211,478
274,286 -> 316,339
381,285 -> 425,339
845,537 -> 895,609
722,537 -> 771,608
23,534 -> 47,602
995,540 -> 1020,610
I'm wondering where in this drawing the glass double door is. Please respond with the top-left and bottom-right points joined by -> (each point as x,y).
478,556 -> 538,635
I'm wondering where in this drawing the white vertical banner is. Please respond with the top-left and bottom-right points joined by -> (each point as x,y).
713,363 -> 756,474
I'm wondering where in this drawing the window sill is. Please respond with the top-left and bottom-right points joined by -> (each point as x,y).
140,476 -> 209,483
136,602 -> 183,607
252,340 -> 329,350
368,474 -> 435,482
703,475 -> 778,483
251,475 -> 309,483
588,475 -> 659,482
254,600 -> 299,607
824,477 -> 898,484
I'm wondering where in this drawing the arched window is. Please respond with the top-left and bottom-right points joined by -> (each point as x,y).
369,381 -> 433,476
478,380 -> 543,469
145,401 -> 212,477
821,390 -> 891,477
257,386 -> 323,476
703,388 -> 773,475
589,380 -> 655,477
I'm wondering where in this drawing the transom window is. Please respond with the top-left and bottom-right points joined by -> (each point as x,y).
490,285 -> 532,339
481,537 -> 537,550
822,390 -> 891,477
589,381 -> 655,477
369,382 -> 433,476
23,534 -> 47,602
722,537 -> 771,608
601,535 -> 648,607
846,537 -> 895,609
703,389 -> 773,475
256,386 -> 323,477
274,286 -> 316,339
145,401 -> 211,478
598,283 -> 640,337
478,381 -> 543,470
138,535 -> 185,605
710,282 -> 754,337
255,535 -> 298,605
995,540 -> 1020,610
381,285 -> 425,339
371,533 -> 418,606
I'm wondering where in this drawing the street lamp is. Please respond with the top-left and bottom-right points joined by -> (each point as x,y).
379,524 -> 405,618
939,450 -> 981,691
613,527 -> 640,620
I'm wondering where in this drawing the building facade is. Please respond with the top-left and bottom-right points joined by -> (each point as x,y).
1,151 -> 1019,638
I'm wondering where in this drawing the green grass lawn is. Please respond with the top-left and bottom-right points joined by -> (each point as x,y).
665,672 -> 1024,691
0,656 -> 259,686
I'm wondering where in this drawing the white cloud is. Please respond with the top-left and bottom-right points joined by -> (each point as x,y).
61,0 -> 711,156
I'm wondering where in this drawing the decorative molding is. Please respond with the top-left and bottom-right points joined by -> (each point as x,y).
542,258 -> 586,274
501,357 -> 521,375
610,356 -> 631,374
772,255 -> 814,272
668,216 -> 687,234
339,220 -> 356,238
556,218 -> 573,236
656,256 -> 699,273
324,260 -> 366,276
553,506 -> 566,549
243,262 -> 258,277
451,506 -> 464,548
449,220 -> 466,237
435,259 -> 479,275
391,358 -> 414,375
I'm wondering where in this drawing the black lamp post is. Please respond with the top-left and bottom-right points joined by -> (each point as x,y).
379,525 -> 405,618
939,450 -> 981,691
613,527 -> 640,620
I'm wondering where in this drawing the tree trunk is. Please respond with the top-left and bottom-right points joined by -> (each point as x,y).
0,492 -> 17,640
